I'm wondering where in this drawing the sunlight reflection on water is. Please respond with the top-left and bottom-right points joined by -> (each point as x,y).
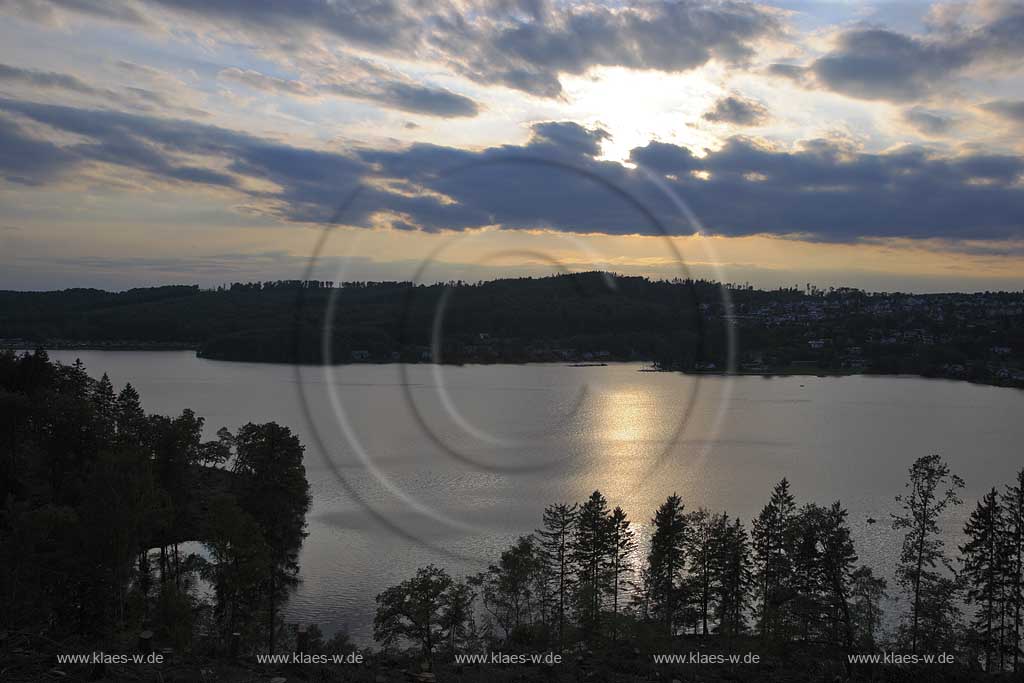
45,351 -> 1024,642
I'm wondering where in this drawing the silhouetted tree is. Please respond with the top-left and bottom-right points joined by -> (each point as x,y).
1005,468 -> 1024,672
233,422 -> 311,653
536,503 -> 577,649
80,447 -> 159,633
201,494 -> 269,649
892,454 -> 964,653
850,566 -> 887,651
573,490 -> 612,641
114,382 -> 146,446
92,373 -> 116,445
752,479 -> 796,639
647,494 -> 687,636
961,488 -> 1010,671
817,502 -> 858,651
790,503 -> 825,641
475,535 -> 541,640
711,515 -> 752,637
607,506 -> 636,642
440,578 -> 477,653
686,508 -> 716,636
0,353 -> 312,659
375,565 -> 469,663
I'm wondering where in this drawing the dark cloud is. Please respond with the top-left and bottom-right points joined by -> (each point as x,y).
903,106 -> 957,135
439,0 -> 782,97
766,63 -> 806,80
0,63 -> 104,95
627,140 -> 700,175
809,28 -> 969,101
363,132 -> 1024,241
145,0 -> 419,53
982,99 -> 1024,123
0,97 -> 356,201
528,121 -> 610,157
0,62 -> 199,115
325,81 -> 480,118
3,0 -> 781,99
218,66 -> 480,118
0,114 -> 76,184
702,94 -> 768,126
769,3 -> 1024,102
1,97 -> 1022,243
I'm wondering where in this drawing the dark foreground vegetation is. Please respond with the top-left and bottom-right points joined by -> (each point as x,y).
1,273 -> 1022,386
362,457 -> 1024,682
2,352 -> 1023,682
0,351 -> 313,680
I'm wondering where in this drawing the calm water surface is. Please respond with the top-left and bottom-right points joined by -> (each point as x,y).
47,351 -> 1024,641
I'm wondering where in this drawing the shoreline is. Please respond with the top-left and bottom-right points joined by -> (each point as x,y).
19,346 -> 1023,390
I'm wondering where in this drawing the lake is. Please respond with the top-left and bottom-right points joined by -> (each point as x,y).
45,350 -> 1024,642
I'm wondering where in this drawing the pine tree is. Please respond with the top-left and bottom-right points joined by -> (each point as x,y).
685,508 -> 716,636
536,503 -> 577,649
647,494 -> 687,636
114,382 -> 146,446
790,503 -> 825,641
961,488 -> 1009,671
752,479 -> 796,639
92,373 -> 116,445
573,490 -> 612,641
607,506 -> 636,642
1004,468 -> 1024,673
711,516 -> 751,637
817,502 -> 858,651
892,454 -> 964,654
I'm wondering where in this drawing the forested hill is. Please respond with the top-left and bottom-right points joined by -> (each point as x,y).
0,274 -> 1022,386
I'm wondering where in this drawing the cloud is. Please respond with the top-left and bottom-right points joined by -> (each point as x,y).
0,62 -> 106,96
436,0 -> 782,97
702,94 -> 768,126
324,81 -> 480,118
769,2 -> 1024,102
3,0 -> 782,100
218,66 -> 480,118
903,106 -> 957,135
0,114 -> 77,184
1,97 -> 1022,244
0,61 -> 206,117
982,99 -> 1024,123
0,0 -> 149,25
218,67 -> 313,97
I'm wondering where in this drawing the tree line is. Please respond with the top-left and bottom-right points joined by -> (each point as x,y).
2,274 -> 1020,386
374,459 -> 1024,674
0,350 -> 312,657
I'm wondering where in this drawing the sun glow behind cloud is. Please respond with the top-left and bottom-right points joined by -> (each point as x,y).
0,0 -> 1022,292
559,67 -> 724,162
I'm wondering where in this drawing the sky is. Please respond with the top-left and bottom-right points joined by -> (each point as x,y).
0,0 -> 1022,293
